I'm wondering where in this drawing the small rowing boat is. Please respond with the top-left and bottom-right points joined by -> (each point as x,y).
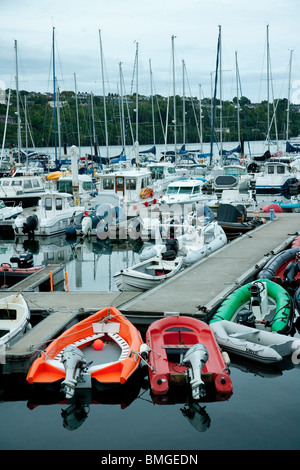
209,279 -> 294,335
145,316 -> 233,400
210,319 -> 299,364
113,255 -> 184,292
27,306 -> 144,398
0,293 -> 31,345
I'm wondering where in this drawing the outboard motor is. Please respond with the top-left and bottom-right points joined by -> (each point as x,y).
182,343 -> 209,400
23,214 -> 38,237
61,345 -> 88,399
236,308 -> 255,327
249,281 -> 268,321
10,252 -> 34,268
161,238 -> 179,261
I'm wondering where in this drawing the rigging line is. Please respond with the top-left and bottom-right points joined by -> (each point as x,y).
184,66 -> 201,142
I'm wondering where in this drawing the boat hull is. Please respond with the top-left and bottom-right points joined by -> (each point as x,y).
210,279 -> 294,335
114,256 -> 183,291
26,306 -> 144,394
146,316 -> 232,400
210,320 -> 298,364
0,293 -> 30,345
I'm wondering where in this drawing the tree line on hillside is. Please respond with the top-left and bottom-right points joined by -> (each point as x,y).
0,89 -> 299,151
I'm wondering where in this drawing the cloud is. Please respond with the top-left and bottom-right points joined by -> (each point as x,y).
1,0 -> 298,102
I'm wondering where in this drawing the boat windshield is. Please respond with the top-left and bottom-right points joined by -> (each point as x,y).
178,186 -> 194,194
150,167 -> 164,179
166,186 -> 179,194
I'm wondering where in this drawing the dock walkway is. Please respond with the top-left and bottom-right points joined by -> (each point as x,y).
2,213 -> 300,372
119,213 -> 300,316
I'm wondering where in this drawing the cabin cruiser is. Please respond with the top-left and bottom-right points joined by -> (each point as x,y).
95,168 -> 163,217
47,172 -> 98,206
0,175 -> 46,208
159,178 -> 217,207
13,191 -> 85,237
254,161 -> 298,196
147,162 -> 187,190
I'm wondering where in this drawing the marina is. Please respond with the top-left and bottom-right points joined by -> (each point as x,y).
0,140 -> 299,450
2,0 -> 300,450
1,211 -> 298,367
0,139 -> 300,450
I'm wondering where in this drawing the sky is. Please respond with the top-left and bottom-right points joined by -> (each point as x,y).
1,0 -> 299,103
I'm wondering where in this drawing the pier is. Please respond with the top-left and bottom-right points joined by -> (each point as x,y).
2,212 -> 300,373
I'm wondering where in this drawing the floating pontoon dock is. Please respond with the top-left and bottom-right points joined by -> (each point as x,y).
2,213 -> 300,373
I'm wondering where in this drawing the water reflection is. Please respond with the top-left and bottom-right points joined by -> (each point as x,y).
0,234 -> 144,292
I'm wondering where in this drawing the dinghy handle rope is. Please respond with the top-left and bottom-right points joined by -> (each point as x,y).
130,348 -> 155,371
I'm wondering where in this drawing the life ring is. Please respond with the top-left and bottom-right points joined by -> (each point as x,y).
10,166 -> 16,176
140,187 -> 154,199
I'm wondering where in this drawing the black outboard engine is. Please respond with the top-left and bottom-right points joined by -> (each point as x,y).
10,252 -> 34,268
23,214 -> 38,238
161,238 -> 179,261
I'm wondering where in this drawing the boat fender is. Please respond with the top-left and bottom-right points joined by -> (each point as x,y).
221,350 -> 230,366
283,259 -> 300,286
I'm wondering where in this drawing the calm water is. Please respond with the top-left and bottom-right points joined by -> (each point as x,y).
1,140 -> 300,451
0,234 -> 300,451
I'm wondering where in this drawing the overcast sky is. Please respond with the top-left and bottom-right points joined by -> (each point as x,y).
1,0 -> 299,103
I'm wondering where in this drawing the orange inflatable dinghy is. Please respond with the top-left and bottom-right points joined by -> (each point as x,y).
27,306 -> 144,398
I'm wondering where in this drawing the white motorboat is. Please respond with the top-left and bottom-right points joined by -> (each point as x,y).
0,200 -> 23,220
96,167 -> 163,216
13,191 -> 85,237
113,255 -> 184,291
180,221 -> 227,265
254,161 -> 298,196
47,172 -> 98,206
0,175 -> 46,208
140,221 -> 227,265
0,293 -> 31,345
159,178 -> 217,207
147,162 -> 186,190
210,319 -> 299,364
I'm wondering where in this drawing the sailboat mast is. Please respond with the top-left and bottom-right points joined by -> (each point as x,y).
235,51 -> 241,144
52,27 -> 58,164
210,26 -> 221,165
135,41 -> 139,144
182,59 -> 186,146
99,29 -> 109,159
286,49 -> 293,141
172,35 -> 177,155
149,59 -> 156,146
199,84 -> 203,154
119,62 -> 126,153
219,25 -> 223,159
14,39 -> 22,162
74,73 -> 81,158
266,24 -> 270,151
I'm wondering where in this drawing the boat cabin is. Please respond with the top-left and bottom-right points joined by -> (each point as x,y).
0,175 -> 45,207
97,169 -> 156,203
37,191 -> 79,216
54,174 -> 97,204
160,178 -> 209,205
255,161 -> 296,195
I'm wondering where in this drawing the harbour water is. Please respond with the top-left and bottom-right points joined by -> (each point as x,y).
1,140 -> 300,452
